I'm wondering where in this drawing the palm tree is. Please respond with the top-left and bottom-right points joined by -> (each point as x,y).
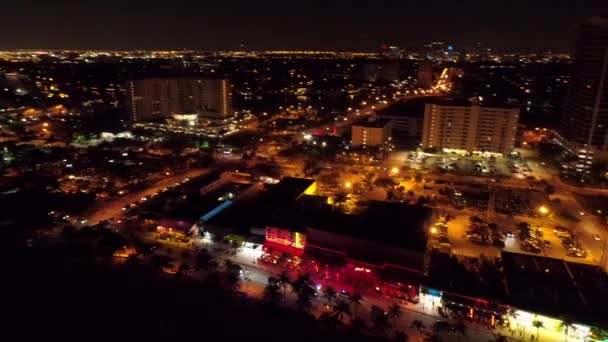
224,258 -> 235,269
332,299 -> 352,322
324,286 -> 337,304
453,319 -> 467,342
393,330 -> 409,342
318,312 -> 341,329
349,291 -> 363,317
223,268 -> 241,293
278,270 -> 290,301
333,192 -> 349,208
425,322 -> 446,342
203,270 -> 224,294
175,262 -> 192,279
532,320 -> 545,341
387,303 -> 402,322
371,310 -> 391,336
296,284 -> 314,312
559,316 -> 576,342
125,253 -> 142,265
291,273 -> 311,293
424,332 -> 443,342
262,283 -> 282,306
349,317 -> 367,335
180,250 -> 191,259
411,319 -> 426,332
150,253 -> 173,270
194,250 -> 217,271
487,334 -> 509,342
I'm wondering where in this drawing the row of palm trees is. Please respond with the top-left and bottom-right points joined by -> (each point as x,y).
262,271 -> 410,341
530,317 -> 577,342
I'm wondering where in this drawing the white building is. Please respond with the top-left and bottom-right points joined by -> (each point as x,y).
351,117 -> 392,147
421,99 -> 519,155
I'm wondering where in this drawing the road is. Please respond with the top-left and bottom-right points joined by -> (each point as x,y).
308,92 -> 444,136
86,168 -> 211,225
148,236 -> 567,342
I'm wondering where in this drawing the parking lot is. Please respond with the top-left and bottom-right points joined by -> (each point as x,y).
445,212 -> 600,264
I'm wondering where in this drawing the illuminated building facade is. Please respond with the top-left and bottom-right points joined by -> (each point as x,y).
422,99 -> 519,155
265,227 -> 306,249
127,77 -> 233,122
561,17 -> 608,153
351,117 -> 392,147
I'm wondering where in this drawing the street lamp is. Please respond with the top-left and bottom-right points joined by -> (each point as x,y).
344,182 -> 352,189
391,167 -> 399,175
539,206 -> 549,228
430,227 -> 438,234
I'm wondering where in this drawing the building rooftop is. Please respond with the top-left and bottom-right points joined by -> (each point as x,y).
428,97 -> 519,109
265,177 -> 315,203
322,201 -> 432,252
206,177 -> 315,230
274,200 -> 432,253
502,252 -> 608,328
352,117 -> 392,128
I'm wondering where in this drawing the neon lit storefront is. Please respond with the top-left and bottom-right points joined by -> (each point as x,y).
508,310 -> 591,342
265,226 -> 306,249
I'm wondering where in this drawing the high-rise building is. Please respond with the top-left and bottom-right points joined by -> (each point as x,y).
127,77 -> 233,122
417,60 -> 433,88
561,17 -> 608,153
422,99 -> 519,155
351,117 -> 392,147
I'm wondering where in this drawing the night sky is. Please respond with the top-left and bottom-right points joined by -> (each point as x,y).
1,0 -> 607,51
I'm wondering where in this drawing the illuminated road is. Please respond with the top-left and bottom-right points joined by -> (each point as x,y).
182,239 -> 566,342
307,68 -> 452,136
85,168 -> 211,225
308,93 -> 442,136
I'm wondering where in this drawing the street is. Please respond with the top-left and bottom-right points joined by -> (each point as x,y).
85,168 -> 211,225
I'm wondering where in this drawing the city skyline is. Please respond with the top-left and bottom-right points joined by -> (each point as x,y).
1,0 -> 607,51
2,3 -> 608,341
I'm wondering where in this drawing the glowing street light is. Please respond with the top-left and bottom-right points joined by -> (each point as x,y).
538,206 -> 549,215
344,182 -> 352,189
430,227 -> 438,234
391,167 -> 399,174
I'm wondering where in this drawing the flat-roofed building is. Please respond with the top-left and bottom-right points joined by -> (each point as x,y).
422,99 -> 519,155
351,117 -> 392,147
127,77 -> 233,122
